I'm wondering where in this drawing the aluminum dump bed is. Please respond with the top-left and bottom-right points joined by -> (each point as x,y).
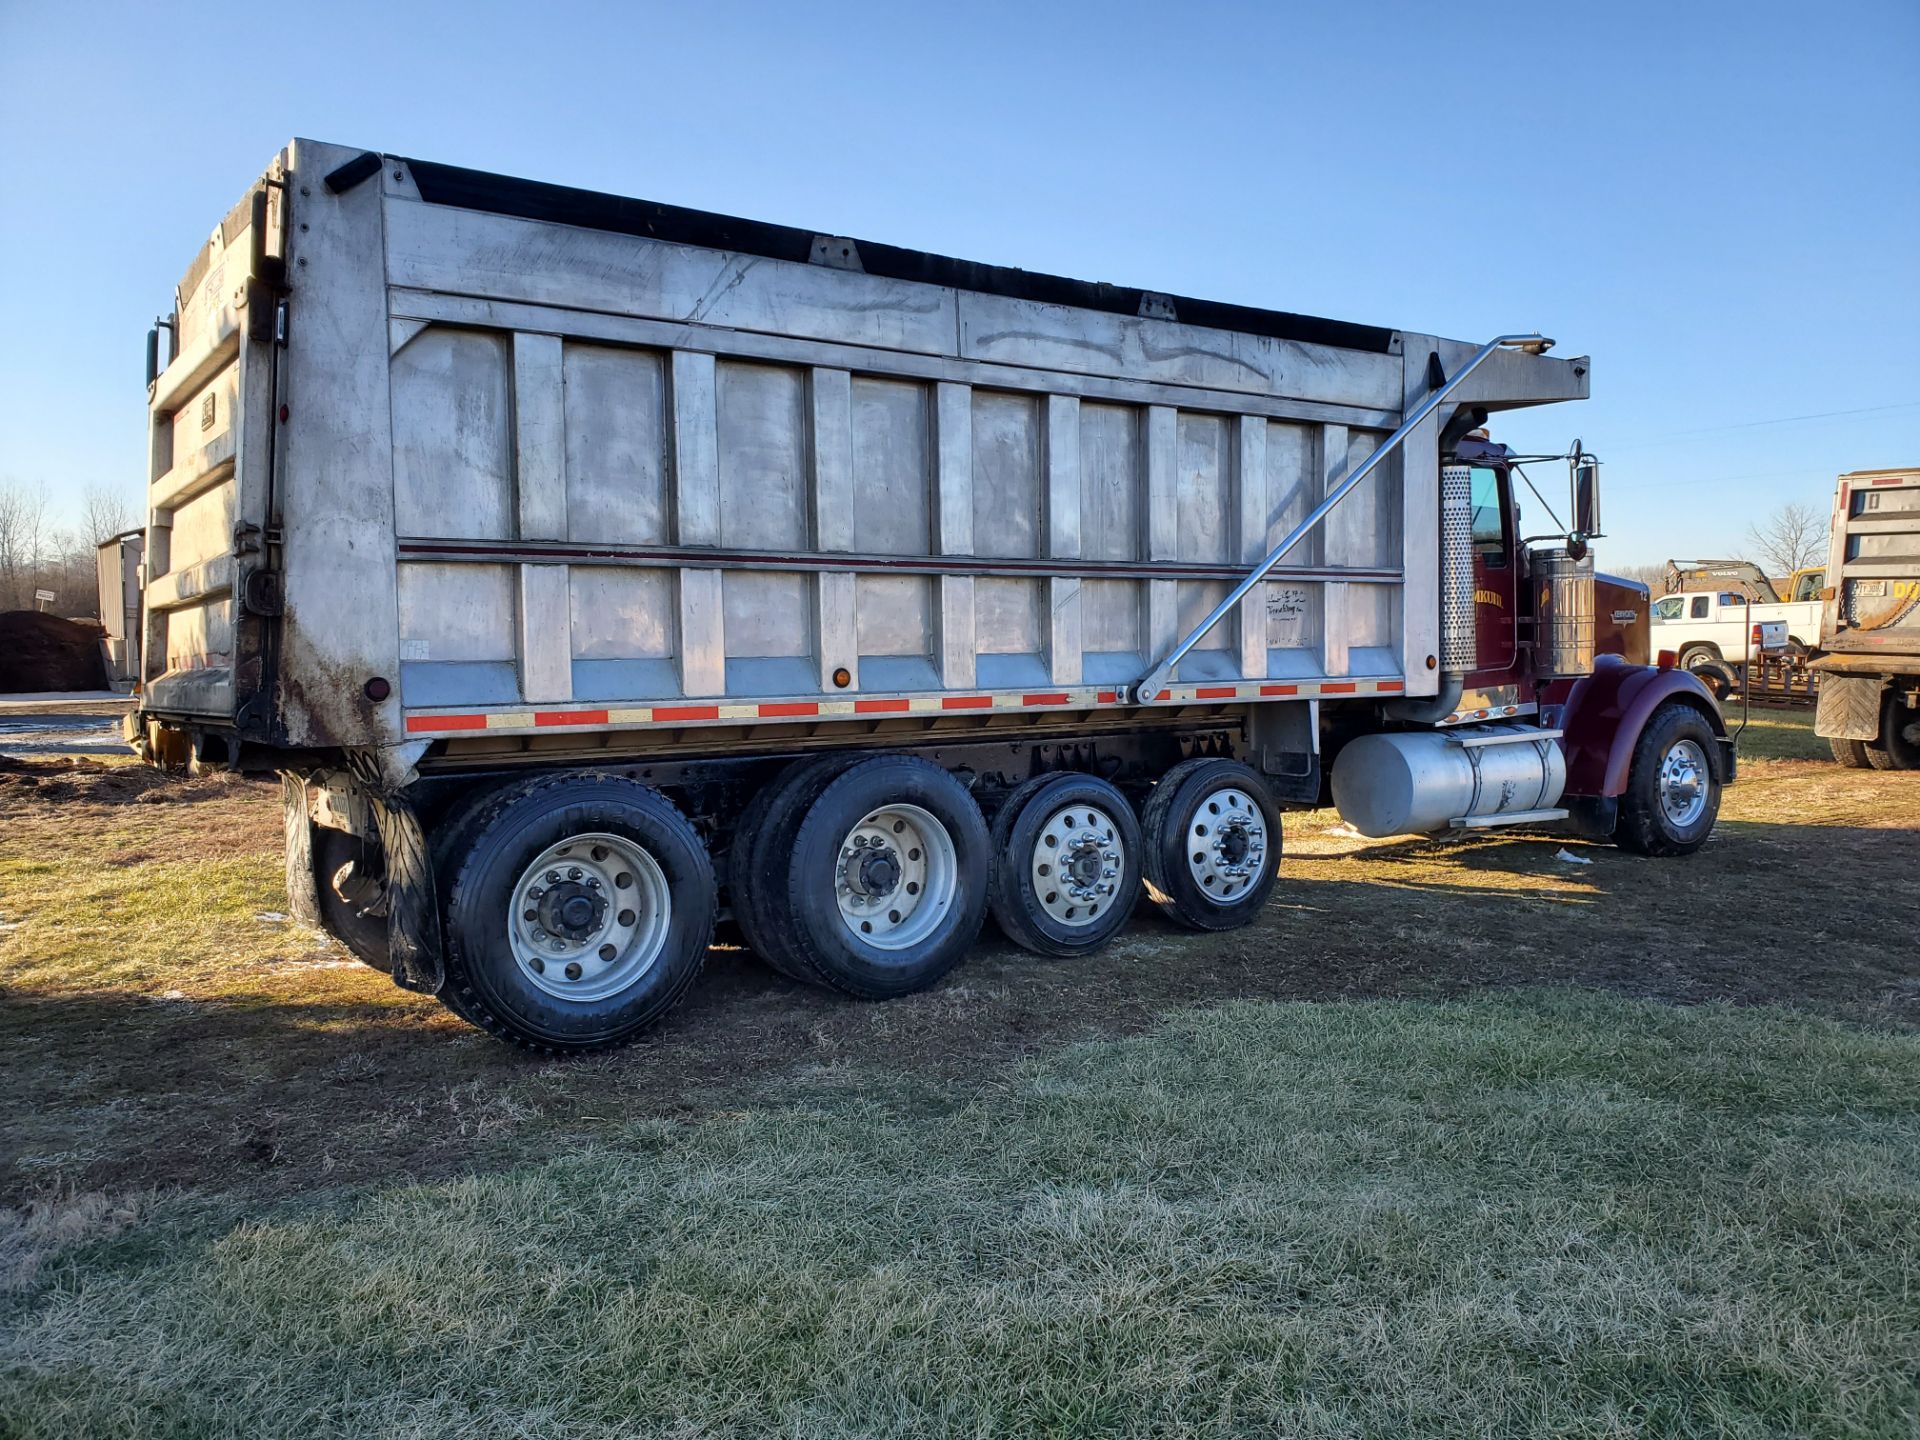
1820,468 -> 1920,665
139,138 -> 1589,757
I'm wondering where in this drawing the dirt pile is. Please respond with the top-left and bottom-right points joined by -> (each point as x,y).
0,611 -> 108,693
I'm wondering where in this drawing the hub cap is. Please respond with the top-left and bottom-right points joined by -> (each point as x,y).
1028,803 -> 1125,928
835,804 -> 957,950
1659,739 -> 1710,829
508,832 -> 671,1001
1185,787 -> 1267,905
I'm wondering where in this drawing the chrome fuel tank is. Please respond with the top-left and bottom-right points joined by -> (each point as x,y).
1331,724 -> 1566,836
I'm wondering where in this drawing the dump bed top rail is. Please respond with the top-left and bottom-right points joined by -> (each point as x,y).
1131,334 -> 1553,702
381,154 -> 1400,357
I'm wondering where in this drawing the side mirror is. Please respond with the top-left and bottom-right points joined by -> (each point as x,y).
1573,461 -> 1601,538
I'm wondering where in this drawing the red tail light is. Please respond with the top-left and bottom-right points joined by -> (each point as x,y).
1656,649 -> 1676,670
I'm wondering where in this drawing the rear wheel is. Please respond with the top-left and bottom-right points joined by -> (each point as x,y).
313,826 -> 389,970
761,755 -> 990,999
442,773 -> 715,1052
1141,758 -> 1281,931
1864,695 -> 1920,771
988,773 -> 1141,957
1829,736 -> 1873,769
729,755 -> 856,980
1614,703 -> 1722,856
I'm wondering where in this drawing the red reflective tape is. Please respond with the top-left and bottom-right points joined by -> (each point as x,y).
758,702 -> 819,717
1376,680 -> 1405,693
535,709 -> 608,727
1195,685 -> 1237,699
1259,683 -> 1298,696
1022,692 -> 1070,706
653,705 -> 719,722
855,698 -> 910,714
1322,682 -> 1358,694
1097,690 -> 1118,704
406,713 -> 485,733
943,695 -> 993,710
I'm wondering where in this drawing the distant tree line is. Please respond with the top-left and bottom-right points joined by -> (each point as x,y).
0,478 -> 138,618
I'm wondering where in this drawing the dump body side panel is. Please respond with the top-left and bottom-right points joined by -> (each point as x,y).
160,140 -> 1591,759
1820,469 -> 1920,662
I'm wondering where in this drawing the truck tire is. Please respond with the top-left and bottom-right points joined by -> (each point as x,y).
1613,703 -> 1722,857
1677,644 -> 1721,672
313,825 -> 390,970
988,773 -> 1141,958
1141,758 -> 1281,931
1829,737 -> 1873,769
441,773 -> 716,1052
1864,696 -> 1920,771
729,755 -> 855,981
763,755 -> 990,999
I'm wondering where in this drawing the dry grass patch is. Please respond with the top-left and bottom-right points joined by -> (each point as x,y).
3,993 -> 1918,1438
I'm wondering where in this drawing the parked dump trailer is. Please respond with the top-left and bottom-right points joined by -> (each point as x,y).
95,529 -> 144,689
132,140 -> 1733,1050
1813,468 -> 1920,770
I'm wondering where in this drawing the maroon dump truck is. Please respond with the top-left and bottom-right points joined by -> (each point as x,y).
131,142 -> 1733,1050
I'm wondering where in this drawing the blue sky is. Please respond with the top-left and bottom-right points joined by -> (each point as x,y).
2,0 -> 1914,566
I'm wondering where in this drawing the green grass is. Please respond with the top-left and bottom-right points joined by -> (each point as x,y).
5,991 -> 1918,1439
1730,708 -> 1828,762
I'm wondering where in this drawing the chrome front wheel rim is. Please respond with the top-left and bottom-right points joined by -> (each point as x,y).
1028,803 -> 1125,928
834,804 -> 958,950
1185,787 -> 1267,905
1659,739 -> 1710,828
508,832 -> 672,1001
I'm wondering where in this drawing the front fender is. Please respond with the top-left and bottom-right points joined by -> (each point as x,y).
1549,654 -> 1731,797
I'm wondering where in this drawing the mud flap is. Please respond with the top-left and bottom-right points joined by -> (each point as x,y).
280,773 -> 323,931
1815,672 -> 1884,741
343,747 -> 445,995
366,794 -> 445,995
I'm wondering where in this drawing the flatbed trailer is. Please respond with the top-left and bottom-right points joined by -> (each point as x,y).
131,140 -> 1733,1049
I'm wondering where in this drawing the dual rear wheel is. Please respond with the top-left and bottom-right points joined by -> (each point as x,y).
423,756 -> 1283,1052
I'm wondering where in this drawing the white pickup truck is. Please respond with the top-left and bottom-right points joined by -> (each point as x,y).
1650,589 -> 1812,668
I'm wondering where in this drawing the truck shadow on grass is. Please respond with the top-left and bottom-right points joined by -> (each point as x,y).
4,808 -> 1914,1208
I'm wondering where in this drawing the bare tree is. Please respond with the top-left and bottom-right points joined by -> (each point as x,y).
0,478 -> 51,612
1744,502 -> 1825,581
1611,562 -> 1672,592
76,484 -> 138,547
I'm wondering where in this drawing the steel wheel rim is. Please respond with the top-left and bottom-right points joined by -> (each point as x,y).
1184,786 -> 1267,905
1659,739 -> 1710,829
1027,802 -> 1125,929
508,831 -> 671,1001
834,804 -> 957,950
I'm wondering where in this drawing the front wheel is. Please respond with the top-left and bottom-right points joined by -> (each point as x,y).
1613,704 -> 1723,857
